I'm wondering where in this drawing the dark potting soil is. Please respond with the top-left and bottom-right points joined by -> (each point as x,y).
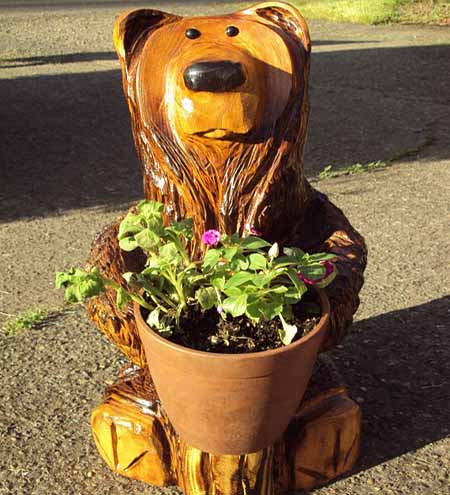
144,294 -> 321,354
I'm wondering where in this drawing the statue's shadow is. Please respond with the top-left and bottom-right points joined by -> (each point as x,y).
0,43 -> 448,222
330,295 -> 450,477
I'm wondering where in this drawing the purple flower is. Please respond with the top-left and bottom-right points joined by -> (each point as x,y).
298,261 -> 336,286
321,261 -> 335,278
244,223 -> 262,236
201,229 -> 221,247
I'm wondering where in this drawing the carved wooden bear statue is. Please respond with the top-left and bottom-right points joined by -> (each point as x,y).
87,2 -> 367,492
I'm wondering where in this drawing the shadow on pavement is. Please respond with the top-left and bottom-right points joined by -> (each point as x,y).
0,40 -> 370,69
1,69 -> 142,221
1,44 -> 449,222
0,40 -> 368,68
0,51 -> 117,68
332,295 -> 450,474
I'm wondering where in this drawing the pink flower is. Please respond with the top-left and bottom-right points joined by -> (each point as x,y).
201,229 -> 221,247
298,261 -> 336,286
244,223 -> 262,236
297,272 -> 316,285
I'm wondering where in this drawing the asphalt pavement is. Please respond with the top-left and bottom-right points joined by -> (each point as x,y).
0,2 -> 449,494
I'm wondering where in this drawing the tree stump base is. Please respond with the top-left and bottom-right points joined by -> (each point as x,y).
91,356 -> 361,493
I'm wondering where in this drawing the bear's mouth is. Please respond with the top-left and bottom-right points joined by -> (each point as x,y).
195,128 -> 249,140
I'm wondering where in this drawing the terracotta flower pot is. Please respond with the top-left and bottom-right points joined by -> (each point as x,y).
135,290 -> 330,455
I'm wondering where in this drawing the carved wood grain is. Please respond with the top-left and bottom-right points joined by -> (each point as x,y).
86,3 -> 367,363
114,3 -> 312,255
86,3 -> 366,492
91,357 -> 361,493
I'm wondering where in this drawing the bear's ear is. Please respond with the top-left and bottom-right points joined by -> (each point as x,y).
113,9 -> 180,68
241,2 -> 310,53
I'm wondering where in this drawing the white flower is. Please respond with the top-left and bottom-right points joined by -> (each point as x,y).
268,242 -> 279,260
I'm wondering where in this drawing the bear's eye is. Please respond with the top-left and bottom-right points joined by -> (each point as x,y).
226,26 -> 239,37
185,28 -> 201,40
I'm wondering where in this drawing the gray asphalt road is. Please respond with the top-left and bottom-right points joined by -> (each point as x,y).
0,2 -> 449,494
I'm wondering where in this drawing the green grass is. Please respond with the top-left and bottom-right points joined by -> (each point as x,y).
397,0 -> 450,24
3,308 -> 49,336
293,0 -> 399,24
317,160 -> 387,180
292,0 -> 449,25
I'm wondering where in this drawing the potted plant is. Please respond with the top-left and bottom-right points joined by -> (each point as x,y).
56,200 -> 336,454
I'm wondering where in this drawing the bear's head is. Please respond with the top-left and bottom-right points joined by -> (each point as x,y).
114,2 -> 312,254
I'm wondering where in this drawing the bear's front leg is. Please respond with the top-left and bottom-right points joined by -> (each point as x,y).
85,209 -> 147,367
298,190 -> 368,351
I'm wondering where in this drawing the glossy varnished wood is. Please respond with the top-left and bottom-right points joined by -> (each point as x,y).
86,2 -> 367,491
113,2 -> 312,253
87,3 -> 367,366
91,358 -> 361,493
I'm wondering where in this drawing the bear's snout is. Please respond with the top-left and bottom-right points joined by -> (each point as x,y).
183,61 -> 246,93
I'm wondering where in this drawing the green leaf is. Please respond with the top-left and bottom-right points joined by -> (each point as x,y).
298,264 -> 326,280
315,265 -> 338,288
135,228 -> 160,251
119,236 -> 139,252
211,276 -> 225,291
159,242 -> 179,262
223,246 -> 238,261
122,272 -> 136,284
137,200 -> 163,220
245,302 -> 262,322
168,218 -> 193,239
283,247 -> 305,259
225,272 -> 255,289
56,267 -> 105,303
249,253 -> 267,270
284,287 -> 303,304
260,301 -> 283,320
55,271 -> 72,288
282,304 -> 294,320
146,308 -> 173,335
222,294 -> 248,317
185,271 -> 206,286
79,279 -> 102,299
278,314 -> 298,345
232,255 -> 249,271
223,286 -> 242,297
287,269 -> 307,294
64,285 -> 81,303
270,285 -> 288,294
118,213 -> 144,240
147,308 -> 161,328
252,274 -> 267,288
305,253 -> 336,262
146,218 -> 165,237
131,201 -> 164,238
252,271 -> 279,288
116,287 -> 131,310
196,287 -> 218,310
272,256 -> 298,267
202,249 -> 221,270
241,236 -> 271,250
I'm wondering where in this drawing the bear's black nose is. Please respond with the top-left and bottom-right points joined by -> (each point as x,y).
183,61 -> 246,92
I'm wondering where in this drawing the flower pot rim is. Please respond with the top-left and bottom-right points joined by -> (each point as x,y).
134,288 -> 330,361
